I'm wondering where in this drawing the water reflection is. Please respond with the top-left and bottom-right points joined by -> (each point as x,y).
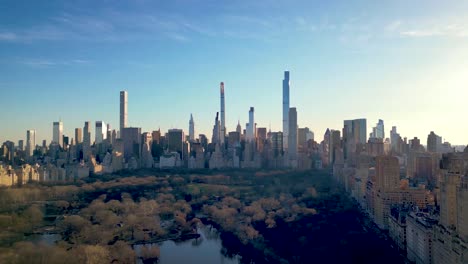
135,225 -> 240,264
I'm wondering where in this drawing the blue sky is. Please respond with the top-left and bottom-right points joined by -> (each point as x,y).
1,0 -> 468,145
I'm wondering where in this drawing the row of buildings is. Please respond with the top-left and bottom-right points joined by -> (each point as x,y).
332,120 -> 467,264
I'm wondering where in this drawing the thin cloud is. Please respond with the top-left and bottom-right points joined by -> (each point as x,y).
19,58 -> 92,68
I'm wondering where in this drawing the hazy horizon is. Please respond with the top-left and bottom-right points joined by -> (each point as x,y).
1,0 -> 468,145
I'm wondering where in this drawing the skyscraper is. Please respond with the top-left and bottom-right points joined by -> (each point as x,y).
189,114 -> 195,142
95,121 -> 106,144
246,107 -> 255,141
52,121 -> 63,147
220,82 -> 226,144
282,71 -> 290,151
83,121 -> 91,158
212,112 -> 220,144
376,155 -> 400,192
427,131 -> 439,153
121,127 -> 141,160
288,107 -> 298,163
370,119 -> 385,139
167,129 -> 184,159
75,128 -> 82,144
236,120 -> 242,135
120,91 -> 128,135
26,129 -> 36,157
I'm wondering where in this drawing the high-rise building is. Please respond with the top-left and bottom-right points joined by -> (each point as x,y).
343,118 -> 366,159
288,107 -> 298,162
95,121 -> 107,144
370,119 -> 385,139
26,130 -> 36,157
427,131 -> 439,153
246,107 -> 255,141
329,130 -> 341,165
236,120 -> 242,135
271,132 -> 283,157
83,121 -> 91,158
18,140 -> 24,151
189,114 -> 195,142
212,112 -> 220,144
152,130 -> 161,145
168,129 -> 184,159
220,82 -> 226,144
282,71 -> 290,151
121,127 -> 141,161
376,156 -> 400,192
52,121 -> 63,147
75,128 -> 82,144
120,91 -> 128,135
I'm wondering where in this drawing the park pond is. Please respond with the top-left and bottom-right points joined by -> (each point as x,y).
134,225 -> 240,264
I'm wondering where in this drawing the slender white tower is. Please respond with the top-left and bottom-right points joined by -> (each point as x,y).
220,82 -> 226,144
283,71 -> 290,152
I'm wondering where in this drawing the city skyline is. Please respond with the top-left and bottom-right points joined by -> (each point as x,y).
1,1 -> 468,145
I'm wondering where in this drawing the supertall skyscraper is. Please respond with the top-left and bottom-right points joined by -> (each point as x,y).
283,71 -> 290,151
220,82 -> 226,144
246,107 -> 255,141
189,114 -> 195,142
52,121 -> 63,147
26,129 -> 36,157
120,91 -> 128,135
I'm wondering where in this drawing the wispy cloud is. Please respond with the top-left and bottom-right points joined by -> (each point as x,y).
19,58 -> 92,68
398,21 -> 468,38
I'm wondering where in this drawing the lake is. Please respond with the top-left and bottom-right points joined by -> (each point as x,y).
135,225 -> 240,264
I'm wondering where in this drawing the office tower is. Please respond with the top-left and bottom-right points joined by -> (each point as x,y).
52,121 -> 63,147
18,140 -> 24,151
271,132 -> 283,157
220,82 -> 226,144
189,114 -> 195,142
370,119 -> 385,139
63,135 -> 69,148
95,121 -> 107,144
298,128 -> 308,152
106,124 -> 112,144
283,71 -> 290,151
352,118 -> 367,144
343,118 -> 367,159
199,134 -> 208,149
212,112 -> 220,144
288,107 -> 298,161
26,130 -> 36,157
120,91 -> 128,135
141,132 -> 153,168
228,131 -> 241,148
83,121 -> 91,152
257,128 -> 267,141
111,130 -> 117,145
427,131 -> 439,153
246,107 -> 255,141
42,140 -> 47,149
236,121 -> 242,135
168,129 -> 184,159
75,128 -> 82,144
152,130 -> 161,145
376,155 -> 400,192
121,127 -> 141,160
329,130 -> 341,165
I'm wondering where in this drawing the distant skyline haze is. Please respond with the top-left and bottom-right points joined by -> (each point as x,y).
1,0 -> 467,145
